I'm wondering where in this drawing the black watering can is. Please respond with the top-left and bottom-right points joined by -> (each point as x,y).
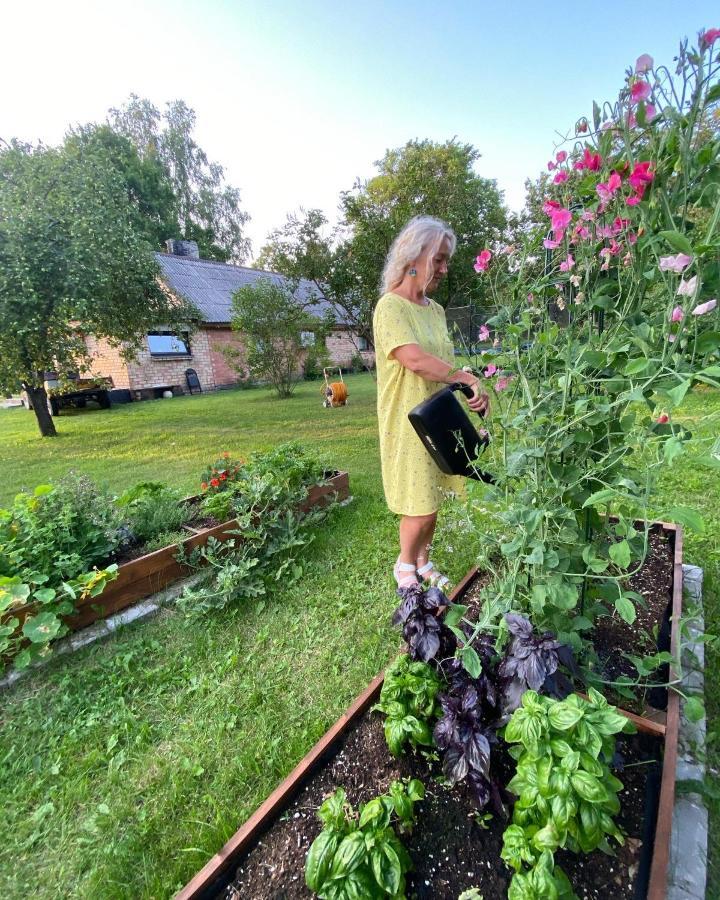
408,382 -> 494,483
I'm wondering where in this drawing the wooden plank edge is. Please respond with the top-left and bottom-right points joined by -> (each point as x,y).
646,524 -> 683,900
174,671 -> 385,900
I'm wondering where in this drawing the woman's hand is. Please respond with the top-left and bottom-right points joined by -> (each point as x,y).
456,372 -> 490,416
465,378 -> 490,416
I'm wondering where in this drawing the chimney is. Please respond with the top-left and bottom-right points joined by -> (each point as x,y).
165,239 -> 200,259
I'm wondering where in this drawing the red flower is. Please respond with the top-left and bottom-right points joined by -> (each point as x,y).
656,413 -> 669,425
210,478 -> 220,488
219,472 -> 227,480
700,28 -> 720,51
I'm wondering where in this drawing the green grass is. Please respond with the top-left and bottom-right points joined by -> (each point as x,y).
0,378 -> 718,899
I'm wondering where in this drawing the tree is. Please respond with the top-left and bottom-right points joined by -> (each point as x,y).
338,139 -> 507,346
68,124 -> 179,249
0,137 -> 197,437
230,278 -> 332,398
108,95 -> 251,262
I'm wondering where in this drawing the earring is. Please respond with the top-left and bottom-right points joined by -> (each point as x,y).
409,267 -> 417,276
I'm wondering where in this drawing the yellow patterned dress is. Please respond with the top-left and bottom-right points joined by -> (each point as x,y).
373,291 -> 465,516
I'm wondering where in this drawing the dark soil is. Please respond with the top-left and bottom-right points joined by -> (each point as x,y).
224,711 -> 660,900
459,528 -> 675,715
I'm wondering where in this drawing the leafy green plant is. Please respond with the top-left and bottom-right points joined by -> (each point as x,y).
0,565 -> 118,670
199,452 -> 244,497
116,481 -> 189,545
0,475 -> 125,585
372,654 -> 442,756
178,444 -> 331,614
305,779 -> 424,899
501,689 -> 634,898
450,33 -> 720,703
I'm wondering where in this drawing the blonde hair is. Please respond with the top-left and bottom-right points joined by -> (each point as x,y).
381,215 -> 457,295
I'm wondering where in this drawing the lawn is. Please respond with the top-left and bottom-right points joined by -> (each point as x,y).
0,376 -> 718,899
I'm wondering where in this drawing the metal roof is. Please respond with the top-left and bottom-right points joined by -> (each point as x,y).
154,253 -> 338,325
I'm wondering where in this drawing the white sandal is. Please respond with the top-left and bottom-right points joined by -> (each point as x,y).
416,561 -> 451,591
394,558 -> 419,588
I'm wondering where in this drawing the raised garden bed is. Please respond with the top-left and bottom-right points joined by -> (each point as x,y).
4,471 -> 349,639
175,520 -> 682,900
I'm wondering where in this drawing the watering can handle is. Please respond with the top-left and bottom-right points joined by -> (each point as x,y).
449,381 -> 487,420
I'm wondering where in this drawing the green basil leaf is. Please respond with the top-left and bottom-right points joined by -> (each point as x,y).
305,830 -> 340,891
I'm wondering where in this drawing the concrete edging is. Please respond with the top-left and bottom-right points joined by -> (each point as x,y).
668,564 -> 708,900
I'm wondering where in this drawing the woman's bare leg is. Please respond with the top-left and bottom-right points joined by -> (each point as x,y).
399,513 -> 438,567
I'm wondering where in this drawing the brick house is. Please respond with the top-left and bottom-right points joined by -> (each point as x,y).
88,240 -> 375,399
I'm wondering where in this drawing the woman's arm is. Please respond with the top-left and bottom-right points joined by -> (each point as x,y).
392,343 -> 489,414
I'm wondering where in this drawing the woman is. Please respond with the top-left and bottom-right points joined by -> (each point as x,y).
373,215 -> 489,590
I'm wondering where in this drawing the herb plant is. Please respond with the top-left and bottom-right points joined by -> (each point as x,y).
305,779 -> 424,899
501,689 -> 634,897
372,654 -> 442,756
116,481 -> 189,545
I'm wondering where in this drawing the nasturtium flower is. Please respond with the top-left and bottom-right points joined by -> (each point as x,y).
659,253 -> 693,273
635,53 -> 654,73
210,477 -> 220,488
201,481 -> 208,491
692,298 -> 717,316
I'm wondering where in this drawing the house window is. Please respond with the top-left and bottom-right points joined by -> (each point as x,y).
300,331 -> 316,347
356,335 -> 369,351
147,331 -> 191,356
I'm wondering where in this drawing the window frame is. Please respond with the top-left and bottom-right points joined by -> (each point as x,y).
147,331 -> 192,357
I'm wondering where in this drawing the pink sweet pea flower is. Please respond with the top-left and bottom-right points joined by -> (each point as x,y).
597,224 -> 614,239
556,150 -> 568,163
609,239 -> 622,256
700,28 -> 720,51
575,225 -> 591,240
543,238 -> 560,249
553,171 -> 568,184
627,110 -> 638,129
612,216 -> 630,234
635,53 -> 654,73
629,161 -> 654,191
631,80 -> 652,103
548,160 -> 557,171
495,375 -> 513,393
659,253 -> 693,273
668,333 -> 677,343
677,276 -> 698,297
559,253 -> 575,272
626,196 -> 641,207
484,363 -> 498,377
608,171 -> 622,192
646,103 -> 657,121
670,306 -> 684,322
478,324 -> 490,341
599,248 -> 612,271
474,249 -> 492,273
550,208 -> 572,232
543,199 -> 561,215
692,298 -> 717,316
581,209 -> 596,221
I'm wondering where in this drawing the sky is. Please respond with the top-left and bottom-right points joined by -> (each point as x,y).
2,1 -> 718,259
